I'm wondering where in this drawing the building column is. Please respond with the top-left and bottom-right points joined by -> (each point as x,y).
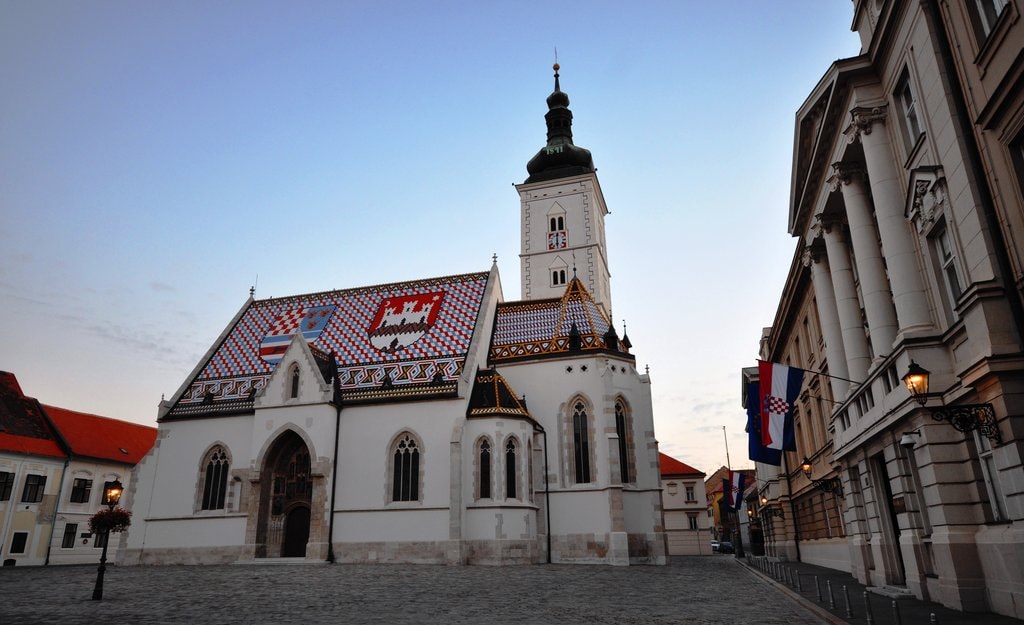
803,237 -> 850,399
850,106 -> 933,336
830,163 -> 899,360
818,214 -> 872,386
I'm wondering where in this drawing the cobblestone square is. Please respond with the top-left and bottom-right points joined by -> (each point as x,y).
0,556 -> 823,625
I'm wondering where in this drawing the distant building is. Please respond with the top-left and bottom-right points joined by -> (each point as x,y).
749,0 -> 1024,618
658,453 -> 708,555
0,371 -> 156,566
704,466 -> 754,546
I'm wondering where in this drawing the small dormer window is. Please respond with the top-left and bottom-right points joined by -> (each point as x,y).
290,366 -> 300,399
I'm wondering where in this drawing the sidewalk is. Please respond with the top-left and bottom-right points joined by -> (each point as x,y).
740,555 -> 1022,625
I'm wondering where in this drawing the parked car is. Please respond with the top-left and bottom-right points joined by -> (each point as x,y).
718,541 -> 735,554
710,540 -> 720,553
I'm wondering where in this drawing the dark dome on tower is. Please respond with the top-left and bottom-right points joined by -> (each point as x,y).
525,64 -> 596,184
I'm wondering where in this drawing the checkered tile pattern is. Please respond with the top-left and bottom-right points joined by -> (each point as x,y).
490,278 -> 613,361
764,395 -> 790,415
178,272 -> 488,404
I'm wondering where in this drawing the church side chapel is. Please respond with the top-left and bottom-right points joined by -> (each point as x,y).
122,66 -> 667,566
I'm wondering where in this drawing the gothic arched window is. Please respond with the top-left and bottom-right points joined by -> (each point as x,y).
572,401 -> 592,484
290,365 -> 300,399
615,399 -> 633,484
391,433 -> 421,502
201,446 -> 230,510
478,438 -> 492,500
505,437 -> 519,499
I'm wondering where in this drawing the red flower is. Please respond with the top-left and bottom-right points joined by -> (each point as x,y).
88,507 -> 132,534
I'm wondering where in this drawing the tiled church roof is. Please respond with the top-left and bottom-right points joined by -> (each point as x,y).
466,369 -> 529,419
167,272 -> 490,417
489,277 -> 629,362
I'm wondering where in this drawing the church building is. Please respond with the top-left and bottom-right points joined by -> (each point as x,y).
122,66 -> 667,566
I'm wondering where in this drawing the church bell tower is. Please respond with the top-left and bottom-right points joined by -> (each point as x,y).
516,64 -> 613,316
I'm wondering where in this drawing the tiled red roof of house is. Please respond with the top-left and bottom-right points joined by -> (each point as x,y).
43,405 -> 156,465
659,452 -> 704,477
0,432 -> 65,458
0,371 -> 66,458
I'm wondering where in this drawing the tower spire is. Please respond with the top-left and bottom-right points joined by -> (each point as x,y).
524,63 -> 595,184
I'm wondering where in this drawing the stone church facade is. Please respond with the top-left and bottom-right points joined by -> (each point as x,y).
121,66 -> 667,566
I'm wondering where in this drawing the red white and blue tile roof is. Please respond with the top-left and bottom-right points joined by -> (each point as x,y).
168,272 -> 489,415
490,277 -> 627,362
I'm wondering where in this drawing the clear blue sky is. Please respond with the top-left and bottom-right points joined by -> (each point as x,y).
0,1 -> 861,475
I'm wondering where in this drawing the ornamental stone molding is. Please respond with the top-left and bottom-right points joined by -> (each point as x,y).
849,105 -> 888,139
906,167 -> 947,234
828,162 -> 867,191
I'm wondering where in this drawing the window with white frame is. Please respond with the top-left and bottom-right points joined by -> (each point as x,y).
61,523 -> 78,549
0,471 -> 14,500
974,430 -> 1008,522
895,69 -> 923,151
21,474 -> 45,503
971,0 -> 1009,38
685,485 -> 695,502
70,478 -> 92,504
930,222 -> 964,321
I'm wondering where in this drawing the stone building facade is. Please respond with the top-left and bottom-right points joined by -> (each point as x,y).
749,1 -> 1024,618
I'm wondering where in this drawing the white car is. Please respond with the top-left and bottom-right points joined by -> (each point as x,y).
711,540 -> 720,552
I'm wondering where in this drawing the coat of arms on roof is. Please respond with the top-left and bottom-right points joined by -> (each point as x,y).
260,305 -> 337,364
367,291 -> 445,354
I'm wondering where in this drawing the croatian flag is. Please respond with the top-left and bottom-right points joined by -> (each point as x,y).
722,471 -> 745,511
747,381 -> 782,466
757,360 -> 804,451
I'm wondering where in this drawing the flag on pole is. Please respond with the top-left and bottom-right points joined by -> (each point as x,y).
757,360 -> 804,451
722,470 -> 745,511
747,381 -> 782,466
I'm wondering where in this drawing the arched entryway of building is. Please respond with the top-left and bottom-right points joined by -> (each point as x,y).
254,429 -> 313,558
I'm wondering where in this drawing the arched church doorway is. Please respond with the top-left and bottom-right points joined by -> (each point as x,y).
255,430 -> 313,558
282,506 -> 311,557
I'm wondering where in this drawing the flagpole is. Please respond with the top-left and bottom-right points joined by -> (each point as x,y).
723,425 -> 732,470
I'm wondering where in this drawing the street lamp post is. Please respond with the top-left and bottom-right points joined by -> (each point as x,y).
92,478 -> 123,601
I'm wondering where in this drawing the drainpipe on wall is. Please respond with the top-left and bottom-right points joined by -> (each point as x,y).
327,383 -> 343,564
43,456 -> 70,566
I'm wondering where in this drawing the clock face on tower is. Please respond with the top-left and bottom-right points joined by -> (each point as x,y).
548,230 -> 567,250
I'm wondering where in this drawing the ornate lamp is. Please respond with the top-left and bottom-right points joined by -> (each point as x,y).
92,478 -> 125,600
901,361 -> 1001,444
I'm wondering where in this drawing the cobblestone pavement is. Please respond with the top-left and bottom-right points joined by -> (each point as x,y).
0,556 -> 825,625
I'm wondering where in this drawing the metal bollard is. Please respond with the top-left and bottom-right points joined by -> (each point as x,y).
795,570 -> 802,592
814,575 -> 822,602
826,579 -> 836,609
929,613 -> 938,625
842,585 -> 854,618
864,591 -> 874,625
892,599 -> 902,625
